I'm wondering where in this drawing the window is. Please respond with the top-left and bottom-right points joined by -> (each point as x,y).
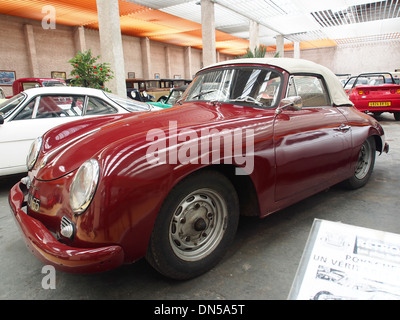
22,82 -> 40,90
287,75 -> 331,107
36,95 -> 85,118
41,80 -> 66,87
13,98 -> 36,120
85,96 -> 117,115
0,94 -> 25,119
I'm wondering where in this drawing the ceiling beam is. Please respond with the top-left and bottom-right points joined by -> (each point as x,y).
212,0 -> 283,36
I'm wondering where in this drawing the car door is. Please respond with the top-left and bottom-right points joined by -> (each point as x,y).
0,94 -> 85,175
273,74 -> 352,202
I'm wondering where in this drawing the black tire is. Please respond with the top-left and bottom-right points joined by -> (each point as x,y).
394,112 -> 400,121
146,170 -> 239,280
342,137 -> 376,190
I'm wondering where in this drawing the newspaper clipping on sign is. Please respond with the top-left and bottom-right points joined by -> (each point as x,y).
288,219 -> 400,300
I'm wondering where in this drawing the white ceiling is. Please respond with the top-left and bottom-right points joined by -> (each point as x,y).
127,0 -> 400,46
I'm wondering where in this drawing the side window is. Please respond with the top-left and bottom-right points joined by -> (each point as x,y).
288,75 -> 331,107
287,77 -> 297,97
22,82 -> 41,90
36,95 -> 84,118
13,98 -> 36,120
85,97 -> 117,115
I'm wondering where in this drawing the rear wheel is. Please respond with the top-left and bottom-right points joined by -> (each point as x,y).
342,137 -> 376,189
394,112 -> 400,121
146,170 -> 239,280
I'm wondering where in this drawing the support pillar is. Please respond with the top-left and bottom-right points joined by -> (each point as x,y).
201,0 -> 216,67
73,26 -> 87,53
294,42 -> 300,59
24,24 -> 40,78
216,51 -> 221,63
249,20 -> 259,53
165,46 -> 171,79
96,0 -> 126,97
140,37 -> 152,79
184,46 -> 193,79
276,34 -> 285,58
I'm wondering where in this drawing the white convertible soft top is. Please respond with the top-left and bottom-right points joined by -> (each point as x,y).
202,58 -> 353,107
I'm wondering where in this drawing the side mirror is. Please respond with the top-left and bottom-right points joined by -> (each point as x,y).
275,96 -> 303,115
0,114 -> 4,125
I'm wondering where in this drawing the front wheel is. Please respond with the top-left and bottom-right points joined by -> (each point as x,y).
342,137 -> 376,189
146,170 -> 239,280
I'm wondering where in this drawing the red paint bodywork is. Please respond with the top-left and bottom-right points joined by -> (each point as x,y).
9,182 -> 124,273
9,63 -> 388,273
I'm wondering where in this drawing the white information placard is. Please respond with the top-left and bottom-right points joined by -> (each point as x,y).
288,219 -> 400,300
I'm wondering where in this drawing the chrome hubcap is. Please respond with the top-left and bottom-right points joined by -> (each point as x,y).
169,188 -> 228,261
355,141 -> 372,180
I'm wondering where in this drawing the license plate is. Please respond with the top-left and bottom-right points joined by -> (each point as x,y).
369,101 -> 391,107
27,193 -> 40,212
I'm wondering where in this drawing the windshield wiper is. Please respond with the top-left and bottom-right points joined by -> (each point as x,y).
230,96 -> 264,107
190,89 -> 218,100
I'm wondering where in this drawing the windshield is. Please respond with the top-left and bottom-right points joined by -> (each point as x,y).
351,73 -> 397,87
344,77 -> 356,90
42,81 -> 66,87
0,93 -> 25,119
104,92 -> 150,112
184,66 -> 282,108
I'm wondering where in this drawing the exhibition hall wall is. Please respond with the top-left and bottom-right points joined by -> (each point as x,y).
1,14 -> 399,97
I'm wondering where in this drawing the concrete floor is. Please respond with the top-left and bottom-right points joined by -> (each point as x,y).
0,113 -> 399,301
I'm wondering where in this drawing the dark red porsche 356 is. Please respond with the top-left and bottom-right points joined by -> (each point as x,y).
10,58 -> 389,280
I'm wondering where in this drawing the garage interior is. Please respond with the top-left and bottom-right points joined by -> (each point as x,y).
1,0 -> 399,95
1,0 -> 400,302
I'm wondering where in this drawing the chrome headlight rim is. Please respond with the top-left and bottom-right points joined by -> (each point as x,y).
70,159 -> 100,215
26,137 -> 43,171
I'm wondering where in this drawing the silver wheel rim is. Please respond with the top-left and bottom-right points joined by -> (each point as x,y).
169,188 -> 228,262
355,141 -> 372,180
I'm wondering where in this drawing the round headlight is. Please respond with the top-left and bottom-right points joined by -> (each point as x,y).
26,137 -> 43,170
70,159 -> 100,215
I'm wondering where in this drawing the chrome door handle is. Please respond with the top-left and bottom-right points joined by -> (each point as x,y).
336,124 -> 351,132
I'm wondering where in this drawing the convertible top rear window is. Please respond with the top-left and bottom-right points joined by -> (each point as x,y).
185,66 -> 283,108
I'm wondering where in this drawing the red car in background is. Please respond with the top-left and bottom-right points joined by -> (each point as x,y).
7,78 -> 66,98
346,72 -> 400,121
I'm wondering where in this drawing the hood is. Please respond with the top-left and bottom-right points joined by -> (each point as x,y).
35,102 -> 273,180
35,113 -> 133,180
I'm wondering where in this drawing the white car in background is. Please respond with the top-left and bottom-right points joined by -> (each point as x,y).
0,86 -> 159,176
